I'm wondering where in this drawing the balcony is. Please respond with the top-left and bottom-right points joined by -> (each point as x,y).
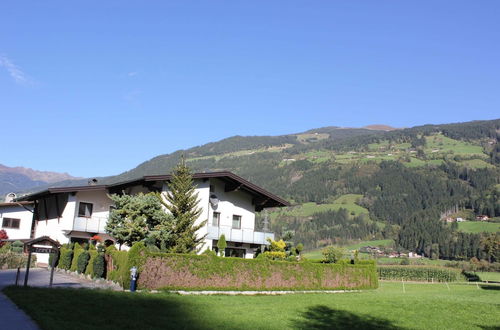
73,216 -> 107,234
207,225 -> 274,245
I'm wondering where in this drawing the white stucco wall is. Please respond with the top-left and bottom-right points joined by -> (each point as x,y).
0,205 -> 33,240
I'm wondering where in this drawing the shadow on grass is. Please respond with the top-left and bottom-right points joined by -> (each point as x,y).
293,305 -> 403,330
3,286 -> 205,330
480,285 -> 500,291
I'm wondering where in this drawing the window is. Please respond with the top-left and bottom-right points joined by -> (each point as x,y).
232,215 -> 241,229
78,202 -> 93,218
2,218 -> 20,229
212,212 -> 220,226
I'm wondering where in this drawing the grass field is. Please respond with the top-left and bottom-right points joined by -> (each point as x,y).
477,272 -> 500,282
458,221 -> 500,233
304,239 -> 394,260
270,194 -> 370,220
4,282 -> 500,330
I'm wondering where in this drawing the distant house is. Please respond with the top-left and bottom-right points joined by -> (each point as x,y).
456,217 -> 465,222
476,215 -> 489,221
408,252 -> 422,259
7,171 -> 289,263
444,217 -> 454,223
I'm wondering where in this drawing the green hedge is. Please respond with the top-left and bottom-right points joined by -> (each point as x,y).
84,250 -> 98,276
58,247 -> 73,270
106,249 -> 129,287
378,265 -> 464,282
70,244 -> 84,272
137,253 -> 378,291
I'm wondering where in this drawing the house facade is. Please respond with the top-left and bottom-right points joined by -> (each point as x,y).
12,171 -> 289,262
0,199 -> 34,241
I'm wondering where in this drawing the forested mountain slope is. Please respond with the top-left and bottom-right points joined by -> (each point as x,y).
10,119 -> 500,261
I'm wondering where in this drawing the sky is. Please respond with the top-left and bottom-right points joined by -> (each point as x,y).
1,1 -> 499,178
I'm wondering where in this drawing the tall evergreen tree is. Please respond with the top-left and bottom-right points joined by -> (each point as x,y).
161,157 -> 205,253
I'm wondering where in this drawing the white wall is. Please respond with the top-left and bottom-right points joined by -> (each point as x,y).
0,205 -> 33,240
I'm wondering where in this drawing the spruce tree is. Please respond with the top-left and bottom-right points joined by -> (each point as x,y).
162,157 -> 205,253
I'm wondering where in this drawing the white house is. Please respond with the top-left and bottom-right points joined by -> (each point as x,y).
0,197 -> 34,241
13,171 -> 289,262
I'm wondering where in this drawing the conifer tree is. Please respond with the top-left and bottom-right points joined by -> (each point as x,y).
161,157 -> 205,253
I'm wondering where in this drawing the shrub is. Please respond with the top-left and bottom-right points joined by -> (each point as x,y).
137,253 -> 378,291
92,253 -> 105,278
0,251 -> 36,269
77,251 -> 90,273
58,247 -> 73,270
11,241 -> 24,253
48,252 -> 59,268
400,257 -> 410,265
85,250 -> 98,276
377,265 -> 464,282
322,246 -> 347,263
202,249 -> 217,257
70,244 -> 84,272
0,229 -> 8,248
217,234 -> 227,257
106,249 -> 129,287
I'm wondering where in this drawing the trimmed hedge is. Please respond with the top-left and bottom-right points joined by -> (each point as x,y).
137,253 -> 378,291
70,244 -> 84,272
77,251 -> 90,274
58,247 -> 73,270
106,249 -> 129,287
84,250 -> 98,276
378,265 -> 464,282
92,253 -> 105,279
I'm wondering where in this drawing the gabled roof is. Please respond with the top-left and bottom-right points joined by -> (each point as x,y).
17,171 -> 290,210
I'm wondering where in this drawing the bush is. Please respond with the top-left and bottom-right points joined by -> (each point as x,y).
85,250 -> 98,276
77,251 -> 90,274
0,251 -> 36,269
202,249 -> 217,257
322,246 -> 347,263
217,235 -> 227,257
106,249 -> 129,287
58,247 -> 73,270
11,241 -> 24,253
137,252 -> 378,291
0,229 -> 8,248
48,252 -> 59,268
70,244 -> 84,272
92,253 -> 105,278
377,265 -> 464,282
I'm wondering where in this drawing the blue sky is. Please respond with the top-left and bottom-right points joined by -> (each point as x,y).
1,1 -> 499,178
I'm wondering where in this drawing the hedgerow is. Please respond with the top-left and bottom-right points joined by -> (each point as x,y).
77,251 -> 90,274
137,253 -> 378,291
377,265 -> 464,282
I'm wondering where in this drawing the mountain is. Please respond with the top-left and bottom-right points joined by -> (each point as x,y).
3,119 -> 499,261
0,164 -> 81,198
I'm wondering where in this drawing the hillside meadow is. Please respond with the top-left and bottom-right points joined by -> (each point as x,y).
4,282 -> 499,329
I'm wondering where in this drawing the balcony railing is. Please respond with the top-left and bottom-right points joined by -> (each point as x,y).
207,225 -> 274,245
73,216 -> 107,234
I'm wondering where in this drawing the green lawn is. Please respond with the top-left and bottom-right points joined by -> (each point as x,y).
270,194 -> 370,221
4,282 -> 500,330
476,271 -> 500,282
458,221 -> 500,233
304,239 -> 394,260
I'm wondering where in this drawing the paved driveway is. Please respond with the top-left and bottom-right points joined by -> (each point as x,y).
0,268 -> 121,330
0,268 -> 121,289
